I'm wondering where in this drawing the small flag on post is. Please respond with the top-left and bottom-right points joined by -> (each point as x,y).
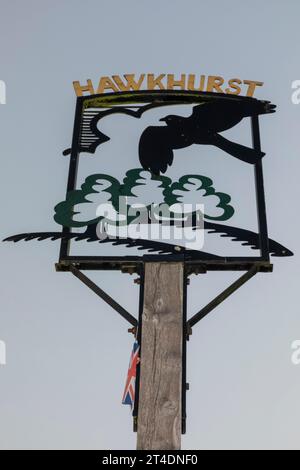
122,340 -> 140,410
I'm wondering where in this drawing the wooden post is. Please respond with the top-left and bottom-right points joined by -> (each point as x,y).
137,262 -> 184,450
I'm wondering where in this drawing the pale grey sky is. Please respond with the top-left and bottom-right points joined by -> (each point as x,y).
0,0 -> 300,450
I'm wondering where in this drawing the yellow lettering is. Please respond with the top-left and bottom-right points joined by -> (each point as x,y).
207,76 -> 224,93
167,74 -> 186,90
243,80 -> 264,97
97,77 -> 119,94
187,74 -> 205,91
73,79 -> 95,97
112,74 -> 145,91
73,74 -> 264,97
147,74 -> 165,90
225,78 -> 242,95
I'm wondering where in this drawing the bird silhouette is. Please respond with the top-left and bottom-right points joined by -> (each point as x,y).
139,99 -> 276,174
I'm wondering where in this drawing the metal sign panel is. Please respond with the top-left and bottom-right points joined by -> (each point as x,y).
5,90 -> 293,273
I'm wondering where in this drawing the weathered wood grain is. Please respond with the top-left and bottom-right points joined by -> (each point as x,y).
136,262 -> 184,450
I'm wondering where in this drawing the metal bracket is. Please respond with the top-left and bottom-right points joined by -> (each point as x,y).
69,265 -> 138,327
187,265 -> 259,329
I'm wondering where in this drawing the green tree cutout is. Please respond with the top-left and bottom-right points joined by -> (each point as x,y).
164,175 -> 234,221
120,169 -> 172,224
54,174 -> 120,227
54,170 -> 234,228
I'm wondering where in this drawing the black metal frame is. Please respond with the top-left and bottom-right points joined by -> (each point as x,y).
69,265 -> 137,327
54,90 -> 277,434
132,266 -> 144,433
182,266 -> 188,435
57,90 -> 272,274
187,265 -> 259,329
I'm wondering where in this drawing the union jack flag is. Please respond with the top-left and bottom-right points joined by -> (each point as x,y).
122,340 -> 140,410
